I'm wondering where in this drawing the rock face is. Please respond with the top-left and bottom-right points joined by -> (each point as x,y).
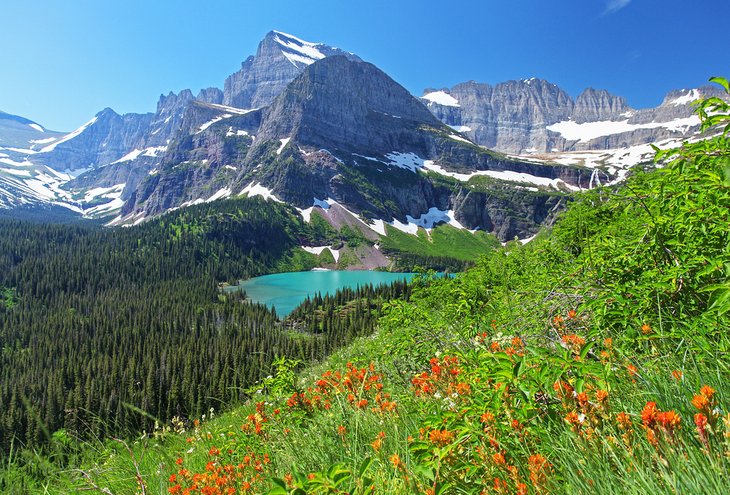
573,88 -> 629,123
123,56 -> 592,240
223,31 -> 360,110
31,108 -> 153,172
423,79 -> 574,153
423,82 -> 725,154
18,30 -> 360,211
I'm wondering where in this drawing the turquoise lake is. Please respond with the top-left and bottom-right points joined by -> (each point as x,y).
226,270 -> 421,318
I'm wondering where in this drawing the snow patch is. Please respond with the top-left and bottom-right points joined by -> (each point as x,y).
368,219 -> 387,236
385,152 -> 424,172
301,245 -> 340,262
448,134 -> 473,144
421,160 -> 578,191
84,183 -> 125,202
112,149 -> 143,164
670,89 -> 701,106
226,128 -> 249,137
28,123 -> 44,132
449,125 -> 472,133
84,198 -> 124,216
206,187 -> 232,202
422,91 -> 460,107
273,31 -> 326,67
239,182 -> 282,202
547,116 -> 700,143
39,116 -> 98,153
29,137 -> 57,145
198,114 -> 232,133
277,137 -> 291,155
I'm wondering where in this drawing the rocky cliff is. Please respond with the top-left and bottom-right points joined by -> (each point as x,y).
223,31 -> 360,110
121,56 -> 595,240
423,82 -> 724,154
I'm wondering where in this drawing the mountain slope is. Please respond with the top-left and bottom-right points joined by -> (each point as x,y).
423,81 -> 724,154
121,55 -> 596,241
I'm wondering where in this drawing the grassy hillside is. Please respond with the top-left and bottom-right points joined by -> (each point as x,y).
2,80 -> 730,494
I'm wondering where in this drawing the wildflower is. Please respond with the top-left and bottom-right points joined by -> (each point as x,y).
480,412 -> 495,424
692,394 -> 710,412
596,389 -> 609,404
671,370 -> 683,381
528,453 -> 550,487
616,412 -> 632,430
371,437 -> 383,452
576,392 -> 589,408
565,411 -> 582,431
695,413 -> 709,447
428,429 -> 455,447
492,452 -> 506,465
337,425 -> 346,437
568,309 -> 577,319
657,411 -> 681,431
640,323 -> 652,334
641,402 -> 658,428
700,385 -> 716,400
176,457 -> 184,465
208,447 -> 220,456
307,473 -> 316,480
389,453 -> 402,469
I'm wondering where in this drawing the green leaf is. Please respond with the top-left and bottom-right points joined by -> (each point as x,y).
357,456 -> 374,478
709,76 -> 730,93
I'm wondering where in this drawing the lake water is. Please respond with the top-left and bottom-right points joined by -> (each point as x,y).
225,270 -> 421,318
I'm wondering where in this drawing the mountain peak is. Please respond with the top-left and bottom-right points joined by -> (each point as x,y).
223,31 -> 360,110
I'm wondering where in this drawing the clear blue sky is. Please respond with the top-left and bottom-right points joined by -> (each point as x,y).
2,0 -> 727,131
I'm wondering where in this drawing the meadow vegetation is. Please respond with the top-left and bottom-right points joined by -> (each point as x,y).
1,78 -> 729,494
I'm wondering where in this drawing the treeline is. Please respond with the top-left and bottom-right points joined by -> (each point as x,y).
388,252 -> 473,273
286,281 -> 411,339
0,198 -> 406,453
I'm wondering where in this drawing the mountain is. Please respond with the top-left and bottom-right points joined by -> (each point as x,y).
223,30 -> 361,109
119,55 -> 592,240
0,111 -> 77,210
0,31 -> 721,244
422,81 -> 722,155
4,31 -> 358,219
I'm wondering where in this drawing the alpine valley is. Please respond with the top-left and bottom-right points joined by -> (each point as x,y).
0,31 -> 721,253
3,21 -> 730,494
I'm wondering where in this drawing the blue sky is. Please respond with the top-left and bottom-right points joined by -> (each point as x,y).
2,0 -> 727,131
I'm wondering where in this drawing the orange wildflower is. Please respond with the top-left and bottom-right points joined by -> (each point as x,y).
428,429 -> 455,447
695,413 -> 709,447
640,323 -> 652,334
616,412 -> 632,429
671,370 -> 683,381
700,385 -> 716,400
692,394 -> 710,411
641,402 -> 658,428
657,410 -> 681,431
480,412 -> 495,424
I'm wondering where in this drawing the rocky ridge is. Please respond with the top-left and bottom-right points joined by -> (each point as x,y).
423,82 -> 723,154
